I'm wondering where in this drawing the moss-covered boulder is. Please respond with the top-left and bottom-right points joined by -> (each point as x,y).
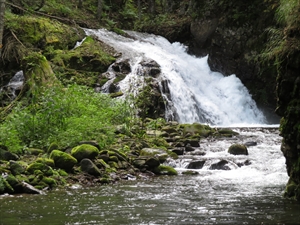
26,162 -> 54,176
152,165 -> 178,175
181,123 -> 213,137
228,144 -> 248,155
5,14 -> 84,50
140,148 -> 169,163
71,144 -> 99,162
9,160 -> 25,175
50,150 -> 77,172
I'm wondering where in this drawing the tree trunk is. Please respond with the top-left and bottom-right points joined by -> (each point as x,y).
0,0 -> 5,58
78,0 -> 83,9
137,0 -> 141,20
97,0 -> 103,20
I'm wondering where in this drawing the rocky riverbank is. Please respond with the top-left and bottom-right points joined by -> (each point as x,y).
0,120 -> 241,195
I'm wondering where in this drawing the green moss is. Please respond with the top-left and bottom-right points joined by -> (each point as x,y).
181,123 -> 213,137
42,177 -> 57,188
5,14 -> 84,50
27,148 -> 44,156
50,150 -> 77,172
152,165 -> 178,175
71,144 -> 99,162
36,158 -> 55,168
26,162 -> 54,176
47,142 -> 59,154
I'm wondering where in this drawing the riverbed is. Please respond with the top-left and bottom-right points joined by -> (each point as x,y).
1,127 -> 300,225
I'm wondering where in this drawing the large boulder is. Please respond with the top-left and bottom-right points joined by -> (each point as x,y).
228,144 -> 248,155
80,158 -> 101,176
50,150 -> 77,172
71,144 -> 99,162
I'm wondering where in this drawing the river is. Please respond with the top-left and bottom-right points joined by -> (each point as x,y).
1,126 -> 300,225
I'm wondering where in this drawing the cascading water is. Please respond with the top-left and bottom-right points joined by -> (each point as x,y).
0,70 -> 24,102
85,28 -> 266,126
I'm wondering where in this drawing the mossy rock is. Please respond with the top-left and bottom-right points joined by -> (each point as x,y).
71,144 -> 99,162
152,165 -> 178,175
140,148 -> 175,162
27,148 -> 44,156
0,176 -> 14,194
228,144 -> 248,155
47,142 -> 59,154
26,162 -> 54,176
42,177 -> 57,188
36,158 -> 55,168
50,150 -> 77,172
0,149 -> 19,161
5,14 -> 84,50
217,128 -> 239,137
9,160 -> 25,175
181,123 -> 213,137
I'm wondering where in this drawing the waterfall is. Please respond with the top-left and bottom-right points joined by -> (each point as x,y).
85,29 -> 266,126
0,70 -> 24,101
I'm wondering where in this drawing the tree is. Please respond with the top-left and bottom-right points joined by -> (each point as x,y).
97,0 -> 103,20
0,0 -> 5,58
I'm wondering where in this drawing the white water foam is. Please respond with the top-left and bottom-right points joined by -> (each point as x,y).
85,29 -> 266,126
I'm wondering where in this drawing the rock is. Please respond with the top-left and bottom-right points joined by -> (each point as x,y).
140,148 -> 169,163
145,157 -> 160,169
0,149 -> 19,161
185,144 -> 195,152
244,141 -> 257,147
50,150 -> 77,172
181,123 -> 212,137
9,160 -> 25,175
71,144 -> 100,162
26,162 -> 53,176
228,144 -> 248,155
80,158 -> 101,176
209,160 -> 230,170
152,165 -> 178,175
186,160 -> 206,169
171,148 -> 184,155
27,148 -> 44,156
79,141 -> 100,150
21,181 -> 45,194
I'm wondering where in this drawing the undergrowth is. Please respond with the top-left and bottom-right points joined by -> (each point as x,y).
0,84 -> 133,153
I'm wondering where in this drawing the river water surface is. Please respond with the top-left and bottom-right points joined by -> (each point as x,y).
1,127 -> 300,225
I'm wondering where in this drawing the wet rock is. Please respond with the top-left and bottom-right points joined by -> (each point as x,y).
186,160 -> 206,169
228,144 -> 248,155
145,157 -> 160,168
80,158 -> 101,176
236,160 -> 251,167
244,141 -> 257,147
152,165 -> 178,175
185,144 -> 195,152
209,160 -> 230,170
71,144 -> 100,162
171,148 -> 184,155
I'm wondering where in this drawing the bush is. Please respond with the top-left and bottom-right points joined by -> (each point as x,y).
0,84 -> 131,150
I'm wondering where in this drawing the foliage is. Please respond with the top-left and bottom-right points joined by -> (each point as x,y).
0,84 -> 131,150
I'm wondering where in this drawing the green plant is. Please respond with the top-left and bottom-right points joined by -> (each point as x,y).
0,84 -> 131,150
